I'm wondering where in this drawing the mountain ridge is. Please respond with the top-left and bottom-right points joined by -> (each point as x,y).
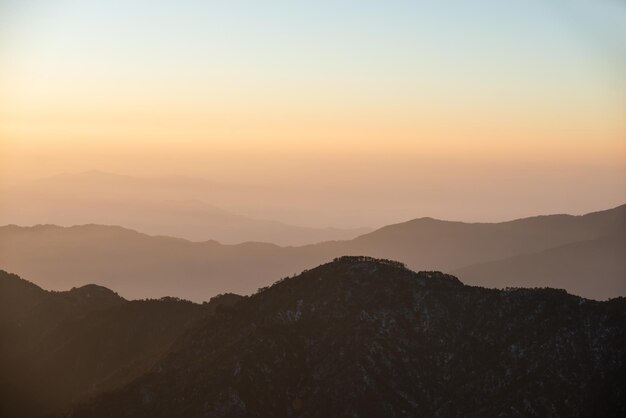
2,204 -> 624,300
2,258 -> 625,417
70,257 -> 626,417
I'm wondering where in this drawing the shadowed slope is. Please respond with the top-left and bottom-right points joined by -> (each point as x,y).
0,270 -> 48,321
0,270 -> 243,418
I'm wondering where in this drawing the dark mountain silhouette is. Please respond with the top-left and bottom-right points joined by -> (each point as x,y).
0,204 -> 623,301
0,270 -> 242,418
453,232 -> 626,300
0,171 -> 370,246
0,270 -> 48,322
71,257 -> 626,417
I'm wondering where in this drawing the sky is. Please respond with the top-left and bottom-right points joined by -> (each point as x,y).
0,0 -> 625,226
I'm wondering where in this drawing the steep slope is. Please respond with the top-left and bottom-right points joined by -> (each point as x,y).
0,171 -> 370,245
0,270 -> 243,418
453,232 -> 626,300
72,257 -> 626,418
0,204 -> 624,300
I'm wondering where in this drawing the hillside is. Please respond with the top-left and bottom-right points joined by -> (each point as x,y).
0,270 -> 243,418
72,257 -> 626,417
0,205 -> 624,300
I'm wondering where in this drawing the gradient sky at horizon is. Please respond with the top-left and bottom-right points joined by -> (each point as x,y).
0,0 -> 625,226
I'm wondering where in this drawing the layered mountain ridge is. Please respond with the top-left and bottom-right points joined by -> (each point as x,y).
1,204 -> 624,300
0,171 -> 370,246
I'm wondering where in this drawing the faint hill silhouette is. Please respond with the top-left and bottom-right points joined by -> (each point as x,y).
0,171 -> 370,246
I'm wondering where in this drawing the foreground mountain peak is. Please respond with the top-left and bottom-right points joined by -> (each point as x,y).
67,283 -> 124,299
72,258 -> 625,417
268,255 -> 462,288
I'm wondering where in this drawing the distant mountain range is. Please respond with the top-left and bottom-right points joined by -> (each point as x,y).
0,171 -> 371,246
1,204 -> 624,301
2,258 -> 624,417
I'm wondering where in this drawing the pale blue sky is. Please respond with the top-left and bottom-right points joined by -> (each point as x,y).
2,0 -> 624,95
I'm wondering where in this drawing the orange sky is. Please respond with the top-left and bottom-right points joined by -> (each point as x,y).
0,0 -> 625,226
